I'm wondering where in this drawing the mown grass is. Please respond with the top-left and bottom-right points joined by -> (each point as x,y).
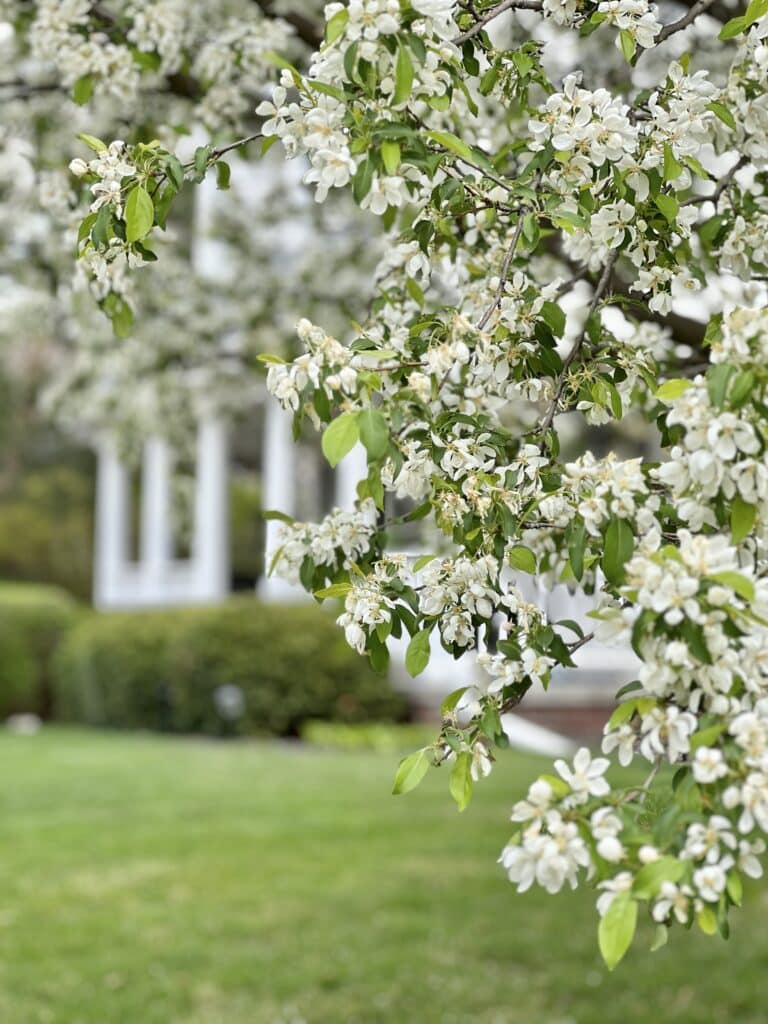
0,727 -> 765,1024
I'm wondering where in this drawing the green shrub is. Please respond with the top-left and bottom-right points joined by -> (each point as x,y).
0,583 -> 78,718
0,468 -> 94,600
53,598 -> 409,736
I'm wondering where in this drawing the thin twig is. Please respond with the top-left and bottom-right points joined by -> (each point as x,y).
477,215 -> 528,330
681,155 -> 749,207
540,251 -> 619,432
454,0 -> 544,43
656,0 -> 718,43
209,132 -> 264,160
568,631 -> 595,655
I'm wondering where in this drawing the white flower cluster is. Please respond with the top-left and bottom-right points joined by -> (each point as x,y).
597,0 -> 661,50
31,0 -> 140,102
529,74 -> 638,186
126,0 -> 196,76
272,500 -> 378,585
718,210 -> 768,281
69,140 -> 137,217
725,20 -> 768,169
654,310 -> 768,532
531,63 -> 716,303
337,570 -> 398,653
266,319 -> 359,413
419,554 -> 510,648
500,750 -> 611,893
257,0 -> 459,205
194,16 -> 293,129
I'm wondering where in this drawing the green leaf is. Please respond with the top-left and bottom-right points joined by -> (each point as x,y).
654,378 -> 693,402
393,43 -> 414,106
598,893 -> 637,970
508,546 -> 537,573
731,497 -> 756,544
690,722 -> 727,750
566,518 -> 586,581
650,925 -> 669,952
392,748 -> 430,795
77,133 -> 107,153
540,300 -> 566,338
426,130 -> 476,164
124,185 -> 154,243
697,905 -> 718,935
663,144 -> 684,182
729,370 -> 755,407
381,139 -> 401,175
73,73 -> 94,105
405,629 -> 431,678
709,570 -> 754,602
449,751 -> 473,812
706,362 -> 734,408
615,679 -> 642,700
440,686 -> 468,715
215,160 -> 231,190
262,508 -> 294,523
314,582 -> 352,599
104,294 -> 134,339
746,0 -> 768,23
325,6 -> 349,44
321,412 -> 360,468
718,14 -> 747,38
358,408 -> 389,460
727,871 -> 743,906
353,156 -> 374,204
654,193 -> 679,224
708,101 -> 736,129
91,204 -> 113,248
413,554 -> 437,572
193,145 -> 211,180
632,856 -> 685,899
619,28 -> 636,62
603,518 -> 635,587
608,699 -> 638,729
406,276 -> 425,307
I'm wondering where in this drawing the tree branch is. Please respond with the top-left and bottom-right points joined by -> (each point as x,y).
454,0 -> 544,44
540,251 -> 619,432
657,0 -> 720,41
476,198 -> 536,330
681,155 -> 750,207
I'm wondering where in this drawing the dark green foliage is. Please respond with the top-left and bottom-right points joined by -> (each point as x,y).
0,468 -> 95,600
0,583 -> 78,718
52,598 -> 408,736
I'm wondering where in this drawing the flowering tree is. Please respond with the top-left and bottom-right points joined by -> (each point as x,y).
16,0 -> 768,968
1,0 -> 371,453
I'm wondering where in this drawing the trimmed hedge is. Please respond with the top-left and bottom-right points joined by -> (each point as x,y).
52,598 -> 408,736
0,583 -> 78,718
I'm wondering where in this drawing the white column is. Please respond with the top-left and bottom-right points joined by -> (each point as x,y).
259,400 -> 299,601
140,437 -> 174,599
193,418 -> 230,600
94,439 -> 130,608
334,443 -> 367,510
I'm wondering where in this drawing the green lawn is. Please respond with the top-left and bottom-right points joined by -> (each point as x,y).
0,729 -> 765,1023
